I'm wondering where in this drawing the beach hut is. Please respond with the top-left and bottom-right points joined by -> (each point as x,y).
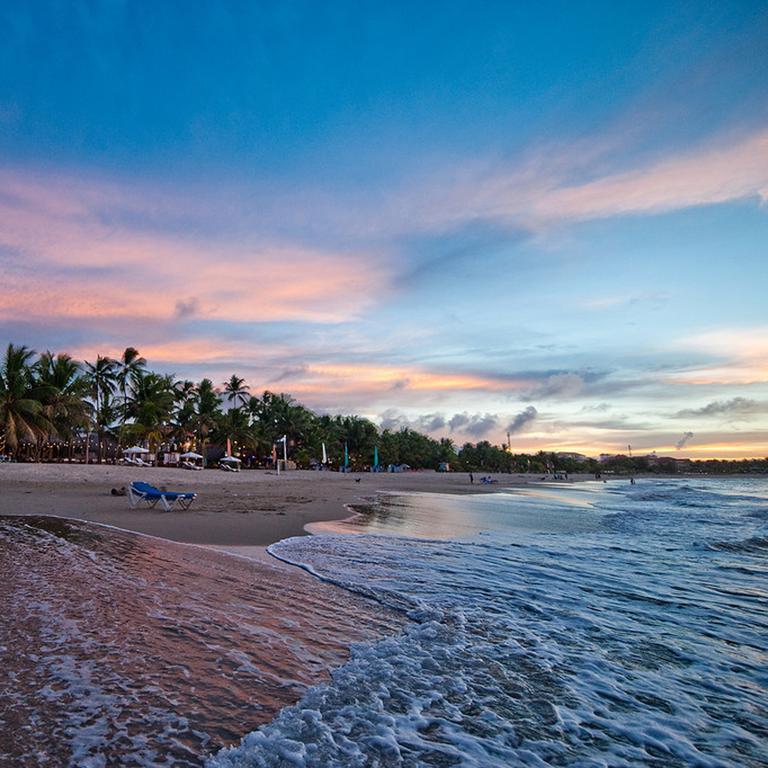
180,451 -> 204,470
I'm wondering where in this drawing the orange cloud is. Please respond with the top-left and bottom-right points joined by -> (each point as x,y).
293,363 -> 528,395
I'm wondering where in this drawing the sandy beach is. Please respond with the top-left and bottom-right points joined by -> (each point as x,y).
0,463 -> 561,545
0,462 -> 548,764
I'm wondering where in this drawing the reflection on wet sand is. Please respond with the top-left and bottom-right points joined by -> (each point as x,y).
0,516 -> 403,767
310,486 -> 603,540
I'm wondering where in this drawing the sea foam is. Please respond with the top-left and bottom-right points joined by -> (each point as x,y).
211,479 -> 768,767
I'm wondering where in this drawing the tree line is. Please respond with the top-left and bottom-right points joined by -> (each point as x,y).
0,343 -> 458,469
2,343 -> 765,473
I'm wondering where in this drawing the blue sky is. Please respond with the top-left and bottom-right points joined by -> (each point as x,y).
1,1 -> 767,457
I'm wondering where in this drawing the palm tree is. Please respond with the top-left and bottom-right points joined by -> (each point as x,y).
117,347 -> 146,444
125,372 -> 175,463
84,355 -> 117,462
194,378 -> 221,466
35,351 -> 90,460
223,375 -> 250,409
0,344 -> 53,456
169,379 -> 197,444
214,406 -> 266,458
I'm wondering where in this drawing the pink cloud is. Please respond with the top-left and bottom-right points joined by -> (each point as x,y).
532,130 -> 768,222
666,326 -> 768,385
0,167 -> 390,324
385,128 -> 768,234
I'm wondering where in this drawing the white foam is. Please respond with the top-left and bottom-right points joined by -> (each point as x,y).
211,479 -> 768,767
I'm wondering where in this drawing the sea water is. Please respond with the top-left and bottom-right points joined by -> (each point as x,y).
211,479 -> 768,767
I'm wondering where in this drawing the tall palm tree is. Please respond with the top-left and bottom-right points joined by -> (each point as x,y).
117,347 -> 146,444
84,355 -> 117,462
0,344 -> 53,455
169,379 -> 197,444
194,378 -> 221,466
36,351 -> 90,460
223,375 -> 250,409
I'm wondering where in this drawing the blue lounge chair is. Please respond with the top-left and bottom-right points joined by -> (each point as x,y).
128,481 -> 197,511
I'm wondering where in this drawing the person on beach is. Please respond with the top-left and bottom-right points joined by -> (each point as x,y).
469,472 -> 474,484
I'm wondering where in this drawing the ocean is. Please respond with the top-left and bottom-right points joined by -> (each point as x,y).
3,478 -> 767,766
212,479 -> 768,767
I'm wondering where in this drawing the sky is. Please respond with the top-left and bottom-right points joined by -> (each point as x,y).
1,0 -> 767,458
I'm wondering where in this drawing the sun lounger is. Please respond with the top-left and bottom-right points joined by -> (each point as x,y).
219,461 -> 239,472
181,460 -> 203,470
128,481 -> 197,511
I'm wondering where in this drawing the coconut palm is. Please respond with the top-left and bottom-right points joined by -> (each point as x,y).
84,355 -> 118,462
35,351 -> 91,460
124,372 -> 176,462
214,406 -> 266,457
0,344 -> 53,455
194,378 -> 221,465
168,379 -> 197,444
223,374 -> 250,409
117,347 -> 146,443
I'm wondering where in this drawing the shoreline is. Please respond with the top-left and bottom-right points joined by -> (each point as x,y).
0,463 -> 563,547
1,464 -> 751,548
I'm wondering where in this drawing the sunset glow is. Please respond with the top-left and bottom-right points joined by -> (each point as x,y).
2,2 -> 767,457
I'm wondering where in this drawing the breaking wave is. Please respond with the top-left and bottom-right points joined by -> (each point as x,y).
211,478 -> 768,767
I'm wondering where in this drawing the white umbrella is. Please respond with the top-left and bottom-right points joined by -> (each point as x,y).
220,455 -> 242,463
180,451 -> 203,460
124,446 -> 149,454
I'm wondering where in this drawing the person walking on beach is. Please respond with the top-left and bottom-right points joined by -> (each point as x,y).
469,472 -> 474,484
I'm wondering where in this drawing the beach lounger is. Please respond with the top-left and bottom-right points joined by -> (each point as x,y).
181,460 -> 203,471
128,481 -> 197,511
219,462 -> 239,472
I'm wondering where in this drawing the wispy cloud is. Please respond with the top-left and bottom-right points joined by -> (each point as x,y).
0,167 -> 390,325
393,128 -> 768,237
666,326 -> 768,385
674,398 -> 767,419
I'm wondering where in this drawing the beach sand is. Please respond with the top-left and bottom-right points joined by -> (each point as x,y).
0,463 -> 559,545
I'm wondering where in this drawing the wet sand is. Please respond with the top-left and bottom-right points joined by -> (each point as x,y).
0,515 -> 404,766
0,463 -> 565,545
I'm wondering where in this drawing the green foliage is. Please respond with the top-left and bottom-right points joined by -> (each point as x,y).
2,341 -> 767,473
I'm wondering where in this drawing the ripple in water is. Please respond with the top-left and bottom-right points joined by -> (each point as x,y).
212,479 -> 768,767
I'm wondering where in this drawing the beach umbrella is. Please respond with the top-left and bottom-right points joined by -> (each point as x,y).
180,451 -> 203,460
322,442 -> 327,464
344,441 -> 349,469
374,445 -> 379,469
220,455 -> 242,463
124,446 -> 149,454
